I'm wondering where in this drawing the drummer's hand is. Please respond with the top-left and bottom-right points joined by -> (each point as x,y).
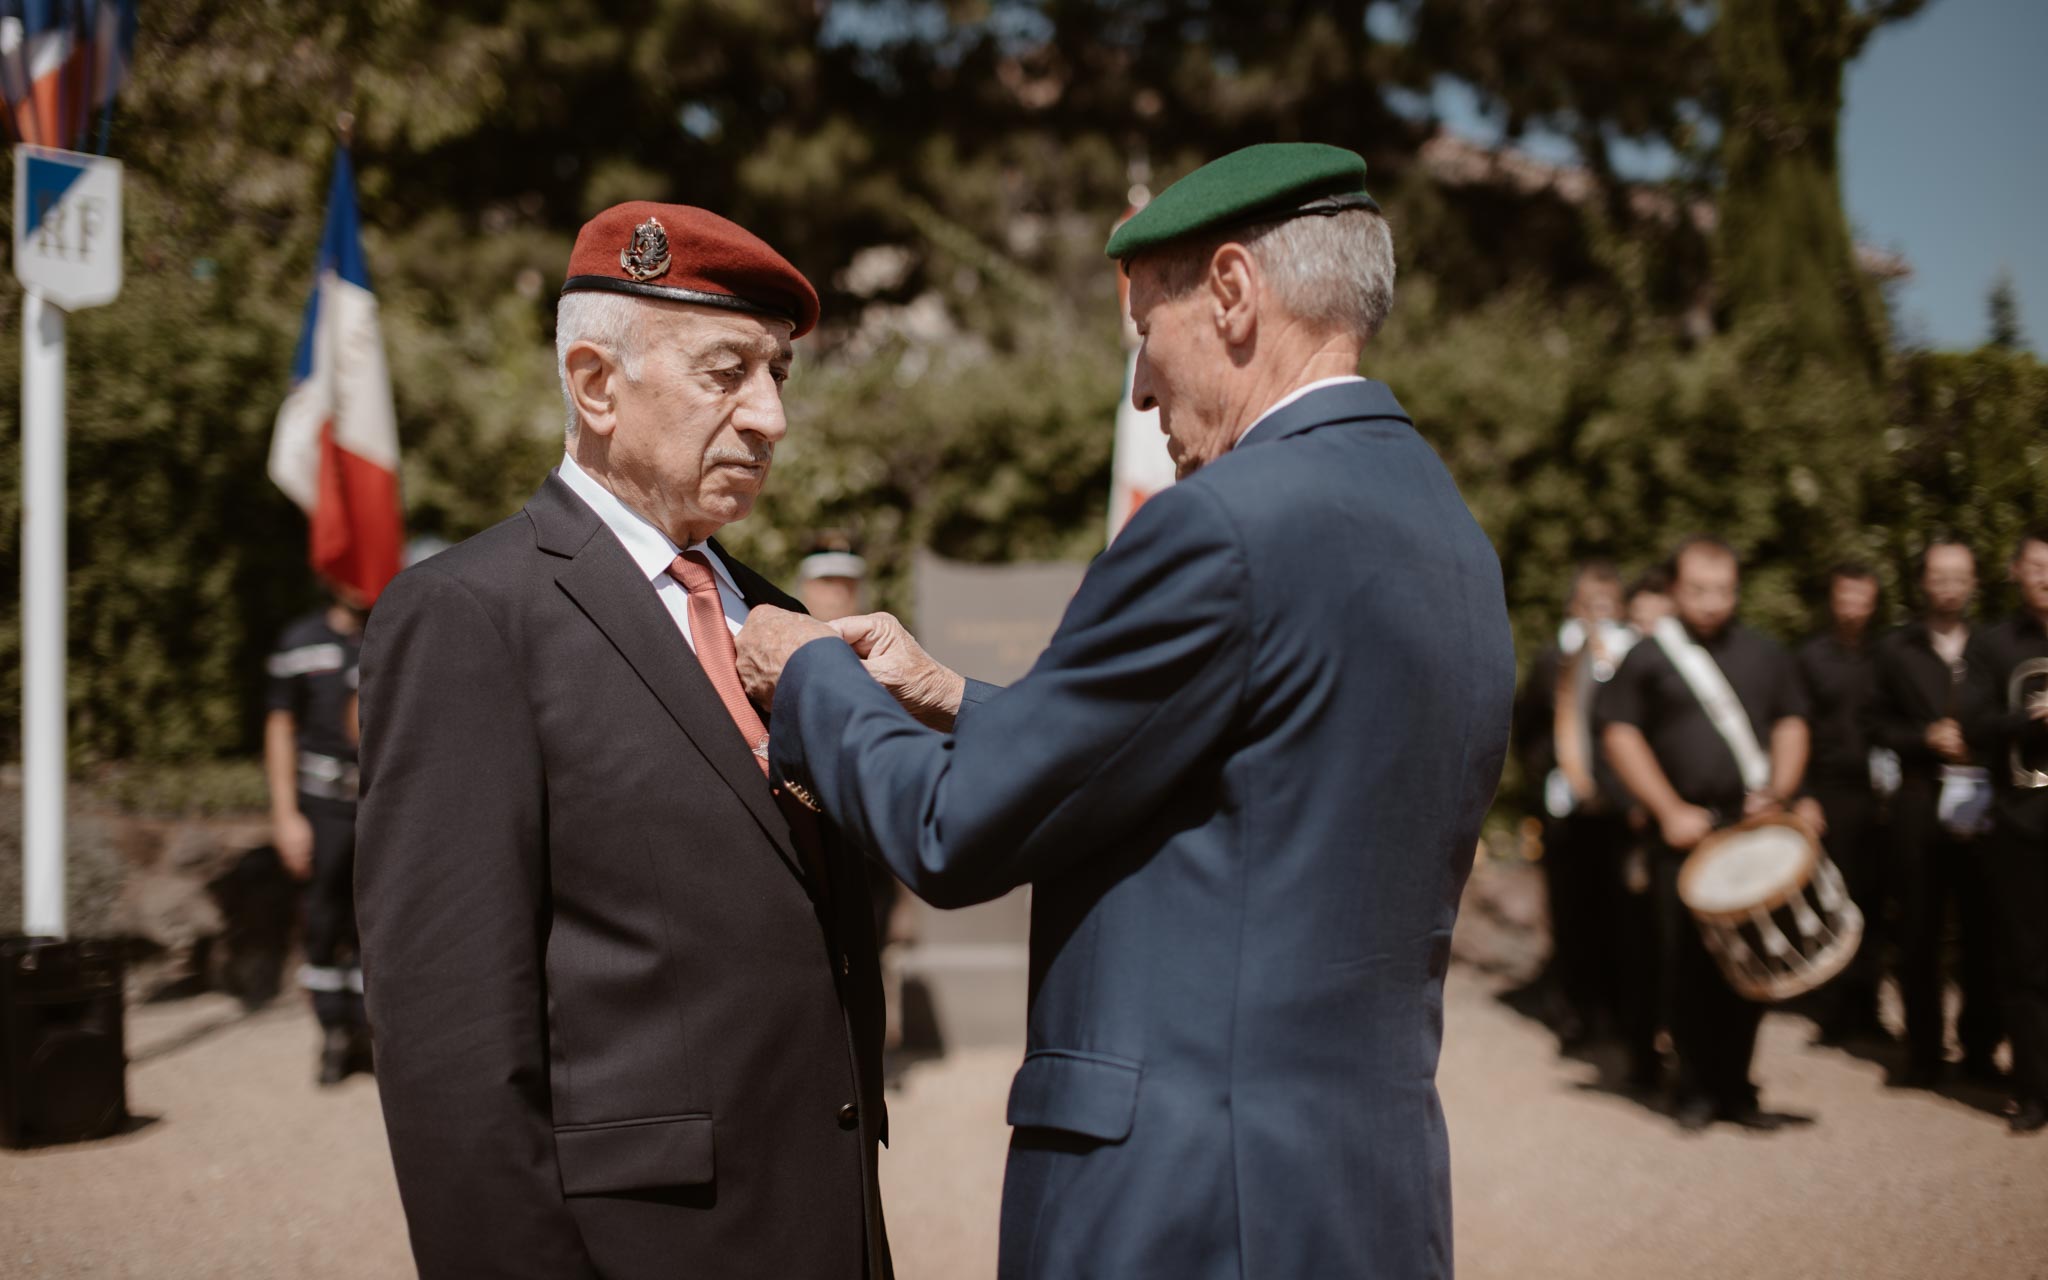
1659,804 -> 1715,851
1793,795 -> 1828,836
1742,790 -> 1783,818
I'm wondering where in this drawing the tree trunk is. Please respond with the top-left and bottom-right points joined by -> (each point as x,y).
1714,0 -> 1888,376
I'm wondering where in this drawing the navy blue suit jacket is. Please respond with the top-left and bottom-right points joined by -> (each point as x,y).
773,380 -> 1514,1279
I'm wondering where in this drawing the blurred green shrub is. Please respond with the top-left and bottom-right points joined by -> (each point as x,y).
82,761 -> 273,817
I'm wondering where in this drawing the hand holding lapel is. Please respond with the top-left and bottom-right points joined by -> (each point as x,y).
736,605 -> 838,711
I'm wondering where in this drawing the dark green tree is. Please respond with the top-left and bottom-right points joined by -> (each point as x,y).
1711,0 -> 1924,376
1988,270 -> 2026,349
1394,0 -> 1714,194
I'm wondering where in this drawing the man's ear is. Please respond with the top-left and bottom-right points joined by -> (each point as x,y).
564,340 -> 622,438
1208,242 -> 1258,346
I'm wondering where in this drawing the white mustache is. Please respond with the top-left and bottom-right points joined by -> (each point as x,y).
706,448 -> 773,468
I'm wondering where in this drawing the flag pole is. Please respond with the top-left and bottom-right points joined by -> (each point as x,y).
1105,153 -> 1162,546
21,287 -> 67,938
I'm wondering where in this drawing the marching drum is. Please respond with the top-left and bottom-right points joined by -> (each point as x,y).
1677,813 -> 1863,1003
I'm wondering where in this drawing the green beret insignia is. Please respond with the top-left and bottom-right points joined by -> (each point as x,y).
1106,142 -> 1379,261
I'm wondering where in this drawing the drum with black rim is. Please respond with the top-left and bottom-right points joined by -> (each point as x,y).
1677,813 -> 1863,1003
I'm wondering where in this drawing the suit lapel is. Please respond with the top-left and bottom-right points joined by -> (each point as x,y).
709,538 -> 844,893
709,536 -> 802,612
531,478 -> 810,889
707,537 -> 804,743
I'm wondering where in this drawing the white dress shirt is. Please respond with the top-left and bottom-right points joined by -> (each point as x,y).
1234,375 -> 1368,447
556,454 -> 748,654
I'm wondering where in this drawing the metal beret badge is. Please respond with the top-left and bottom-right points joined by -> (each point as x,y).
620,217 -> 671,281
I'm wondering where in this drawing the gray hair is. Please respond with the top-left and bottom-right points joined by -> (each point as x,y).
556,290 -> 648,439
1151,208 -> 1396,341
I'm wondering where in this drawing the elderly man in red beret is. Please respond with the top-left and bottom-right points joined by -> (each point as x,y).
355,204 -> 892,1280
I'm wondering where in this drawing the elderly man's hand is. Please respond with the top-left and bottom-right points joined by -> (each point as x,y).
735,605 -> 838,712
830,612 -> 967,731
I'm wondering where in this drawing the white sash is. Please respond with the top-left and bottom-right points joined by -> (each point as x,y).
1544,621 -> 1638,818
1652,617 -> 1771,795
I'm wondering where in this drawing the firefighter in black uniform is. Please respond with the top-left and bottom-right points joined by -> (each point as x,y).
1867,539 -> 2004,1087
265,587 -> 369,1085
1959,528 -> 2048,1134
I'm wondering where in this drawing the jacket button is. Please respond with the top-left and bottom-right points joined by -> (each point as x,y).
837,1102 -> 859,1130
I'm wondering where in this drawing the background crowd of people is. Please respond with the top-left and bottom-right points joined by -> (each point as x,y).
1515,530 -> 2048,1135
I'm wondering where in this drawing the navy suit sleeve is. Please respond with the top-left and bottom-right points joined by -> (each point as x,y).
772,481 -> 1250,907
954,677 -> 1003,727
356,568 -> 598,1280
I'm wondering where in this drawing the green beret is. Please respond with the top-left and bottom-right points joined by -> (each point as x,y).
1105,142 -> 1380,262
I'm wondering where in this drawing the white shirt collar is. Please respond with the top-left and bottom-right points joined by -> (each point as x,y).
1234,375 -> 1368,446
556,453 -> 743,597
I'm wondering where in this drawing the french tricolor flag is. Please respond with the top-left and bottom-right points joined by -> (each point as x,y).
268,148 -> 404,604
0,0 -> 135,149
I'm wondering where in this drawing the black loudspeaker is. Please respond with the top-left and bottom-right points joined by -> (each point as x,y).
0,936 -> 128,1148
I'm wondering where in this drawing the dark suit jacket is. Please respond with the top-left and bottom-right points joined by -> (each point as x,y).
1868,621 -> 1971,779
771,381 -> 1514,1279
1867,621 -> 1970,853
356,473 -> 889,1280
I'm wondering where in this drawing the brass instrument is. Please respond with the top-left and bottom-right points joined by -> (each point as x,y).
2011,657 -> 2048,788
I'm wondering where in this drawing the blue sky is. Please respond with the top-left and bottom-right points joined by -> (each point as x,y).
1841,0 -> 2043,352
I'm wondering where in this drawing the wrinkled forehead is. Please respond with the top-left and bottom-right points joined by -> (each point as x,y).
645,298 -> 795,362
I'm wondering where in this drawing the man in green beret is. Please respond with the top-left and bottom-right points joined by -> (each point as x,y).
738,143 -> 1513,1278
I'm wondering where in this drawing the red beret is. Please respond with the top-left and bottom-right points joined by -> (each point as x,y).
561,201 -> 820,338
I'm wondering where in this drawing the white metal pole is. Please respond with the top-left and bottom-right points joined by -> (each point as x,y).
21,289 -> 66,938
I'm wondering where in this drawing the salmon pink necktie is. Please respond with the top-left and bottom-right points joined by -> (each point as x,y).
667,550 -> 770,772
666,549 -> 831,895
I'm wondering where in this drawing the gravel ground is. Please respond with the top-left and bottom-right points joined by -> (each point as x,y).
5,966 -> 2044,1278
